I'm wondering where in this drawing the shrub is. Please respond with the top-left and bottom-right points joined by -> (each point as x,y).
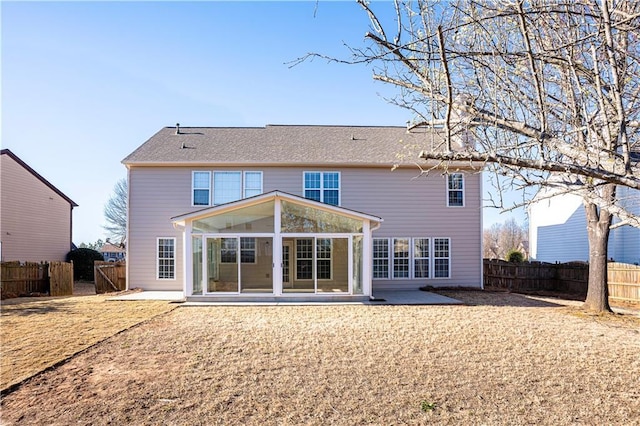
506,249 -> 524,263
66,248 -> 104,281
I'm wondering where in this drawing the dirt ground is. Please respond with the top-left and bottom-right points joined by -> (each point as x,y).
1,291 -> 639,425
0,286 -> 176,392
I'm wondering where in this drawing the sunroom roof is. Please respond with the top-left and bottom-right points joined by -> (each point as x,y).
171,190 -> 383,227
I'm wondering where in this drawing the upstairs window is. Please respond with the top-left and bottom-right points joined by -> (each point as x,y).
244,171 -> 263,198
447,173 -> 464,207
304,172 -> 340,206
214,171 -> 242,205
192,171 -> 211,206
192,171 -> 263,206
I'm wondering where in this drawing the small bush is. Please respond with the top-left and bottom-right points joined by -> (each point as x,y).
506,249 -> 524,263
66,248 -> 104,281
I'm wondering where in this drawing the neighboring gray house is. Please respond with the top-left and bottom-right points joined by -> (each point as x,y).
529,185 -> 640,264
1,149 -> 78,262
100,242 -> 126,262
123,125 -> 483,300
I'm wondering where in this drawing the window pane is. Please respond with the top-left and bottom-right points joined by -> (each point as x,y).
193,189 -> 210,205
413,238 -> 429,258
304,189 -> 321,202
304,172 -> 321,189
414,259 -> 429,278
323,190 -> 339,206
281,201 -> 362,233
448,174 -> 463,190
449,191 -> 463,206
193,172 -> 210,188
214,172 -> 242,204
323,172 -> 339,189
193,201 -> 274,234
434,259 -> 449,278
240,237 -> 256,263
220,238 -> 237,263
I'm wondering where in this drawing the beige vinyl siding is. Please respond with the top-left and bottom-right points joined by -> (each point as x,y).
1,154 -> 73,262
127,165 -> 482,290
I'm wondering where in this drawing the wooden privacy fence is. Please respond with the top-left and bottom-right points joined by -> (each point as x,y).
608,262 -> 640,303
94,261 -> 126,294
484,259 -> 640,303
1,261 -> 74,298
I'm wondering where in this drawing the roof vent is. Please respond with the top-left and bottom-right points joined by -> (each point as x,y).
176,123 -> 181,135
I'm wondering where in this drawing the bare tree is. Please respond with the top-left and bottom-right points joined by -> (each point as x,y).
103,178 -> 127,245
299,0 -> 640,312
484,218 -> 528,260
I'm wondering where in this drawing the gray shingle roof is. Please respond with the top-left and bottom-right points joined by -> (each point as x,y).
122,125 -> 448,166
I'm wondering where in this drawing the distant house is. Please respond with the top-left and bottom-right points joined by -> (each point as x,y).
122,125 -> 483,301
99,242 -> 126,262
529,185 -> 640,264
1,149 -> 78,262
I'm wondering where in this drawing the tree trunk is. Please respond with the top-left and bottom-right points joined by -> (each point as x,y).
582,185 -> 615,313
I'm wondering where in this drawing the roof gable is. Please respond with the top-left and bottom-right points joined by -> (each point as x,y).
1,149 -> 78,207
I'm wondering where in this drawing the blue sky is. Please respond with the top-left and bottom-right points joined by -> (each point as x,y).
2,1 -> 524,244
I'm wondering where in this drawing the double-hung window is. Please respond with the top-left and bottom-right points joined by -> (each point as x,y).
296,239 -> 313,280
244,171 -> 263,198
447,173 -> 464,207
192,171 -> 211,206
413,238 -> 430,278
373,238 -> 390,279
316,238 -> 332,280
220,237 -> 256,264
157,238 -> 176,279
304,172 -> 340,205
434,238 -> 451,278
373,237 -> 450,280
393,238 -> 410,278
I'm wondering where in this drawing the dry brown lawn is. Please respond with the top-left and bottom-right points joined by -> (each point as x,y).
1,291 -> 639,425
0,293 -> 176,392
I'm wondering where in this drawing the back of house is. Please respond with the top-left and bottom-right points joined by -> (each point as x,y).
123,125 -> 483,300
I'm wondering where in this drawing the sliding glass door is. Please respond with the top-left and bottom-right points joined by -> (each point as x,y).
205,236 -> 273,293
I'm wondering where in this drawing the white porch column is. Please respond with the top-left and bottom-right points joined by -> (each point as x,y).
273,198 -> 282,296
183,222 -> 192,297
362,220 -> 372,297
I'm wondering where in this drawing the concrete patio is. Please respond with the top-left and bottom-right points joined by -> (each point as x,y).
108,289 -> 463,305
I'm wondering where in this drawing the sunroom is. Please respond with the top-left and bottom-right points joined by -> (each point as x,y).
172,191 -> 382,302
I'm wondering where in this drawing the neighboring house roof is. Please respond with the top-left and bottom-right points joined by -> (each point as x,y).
1,149 -> 78,207
99,243 -> 126,254
122,125 -> 458,167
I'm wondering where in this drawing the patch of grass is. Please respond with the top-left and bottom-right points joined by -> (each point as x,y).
420,400 -> 437,412
0,295 -> 175,392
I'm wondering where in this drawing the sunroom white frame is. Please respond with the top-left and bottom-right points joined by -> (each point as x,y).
172,191 -> 381,299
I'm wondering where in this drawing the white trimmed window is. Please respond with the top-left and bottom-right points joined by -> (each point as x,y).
373,237 -> 450,280
244,171 -> 263,198
447,173 -> 464,207
214,171 -> 242,205
304,171 -> 340,206
157,238 -> 176,280
373,238 -> 390,279
316,238 -> 332,280
220,237 -> 256,264
296,238 -> 313,280
434,238 -> 451,278
193,171 -> 263,206
413,238 -> 430,278
393,238 -> 410,278
240,238 -> 256,264
192,171 -> 211,206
